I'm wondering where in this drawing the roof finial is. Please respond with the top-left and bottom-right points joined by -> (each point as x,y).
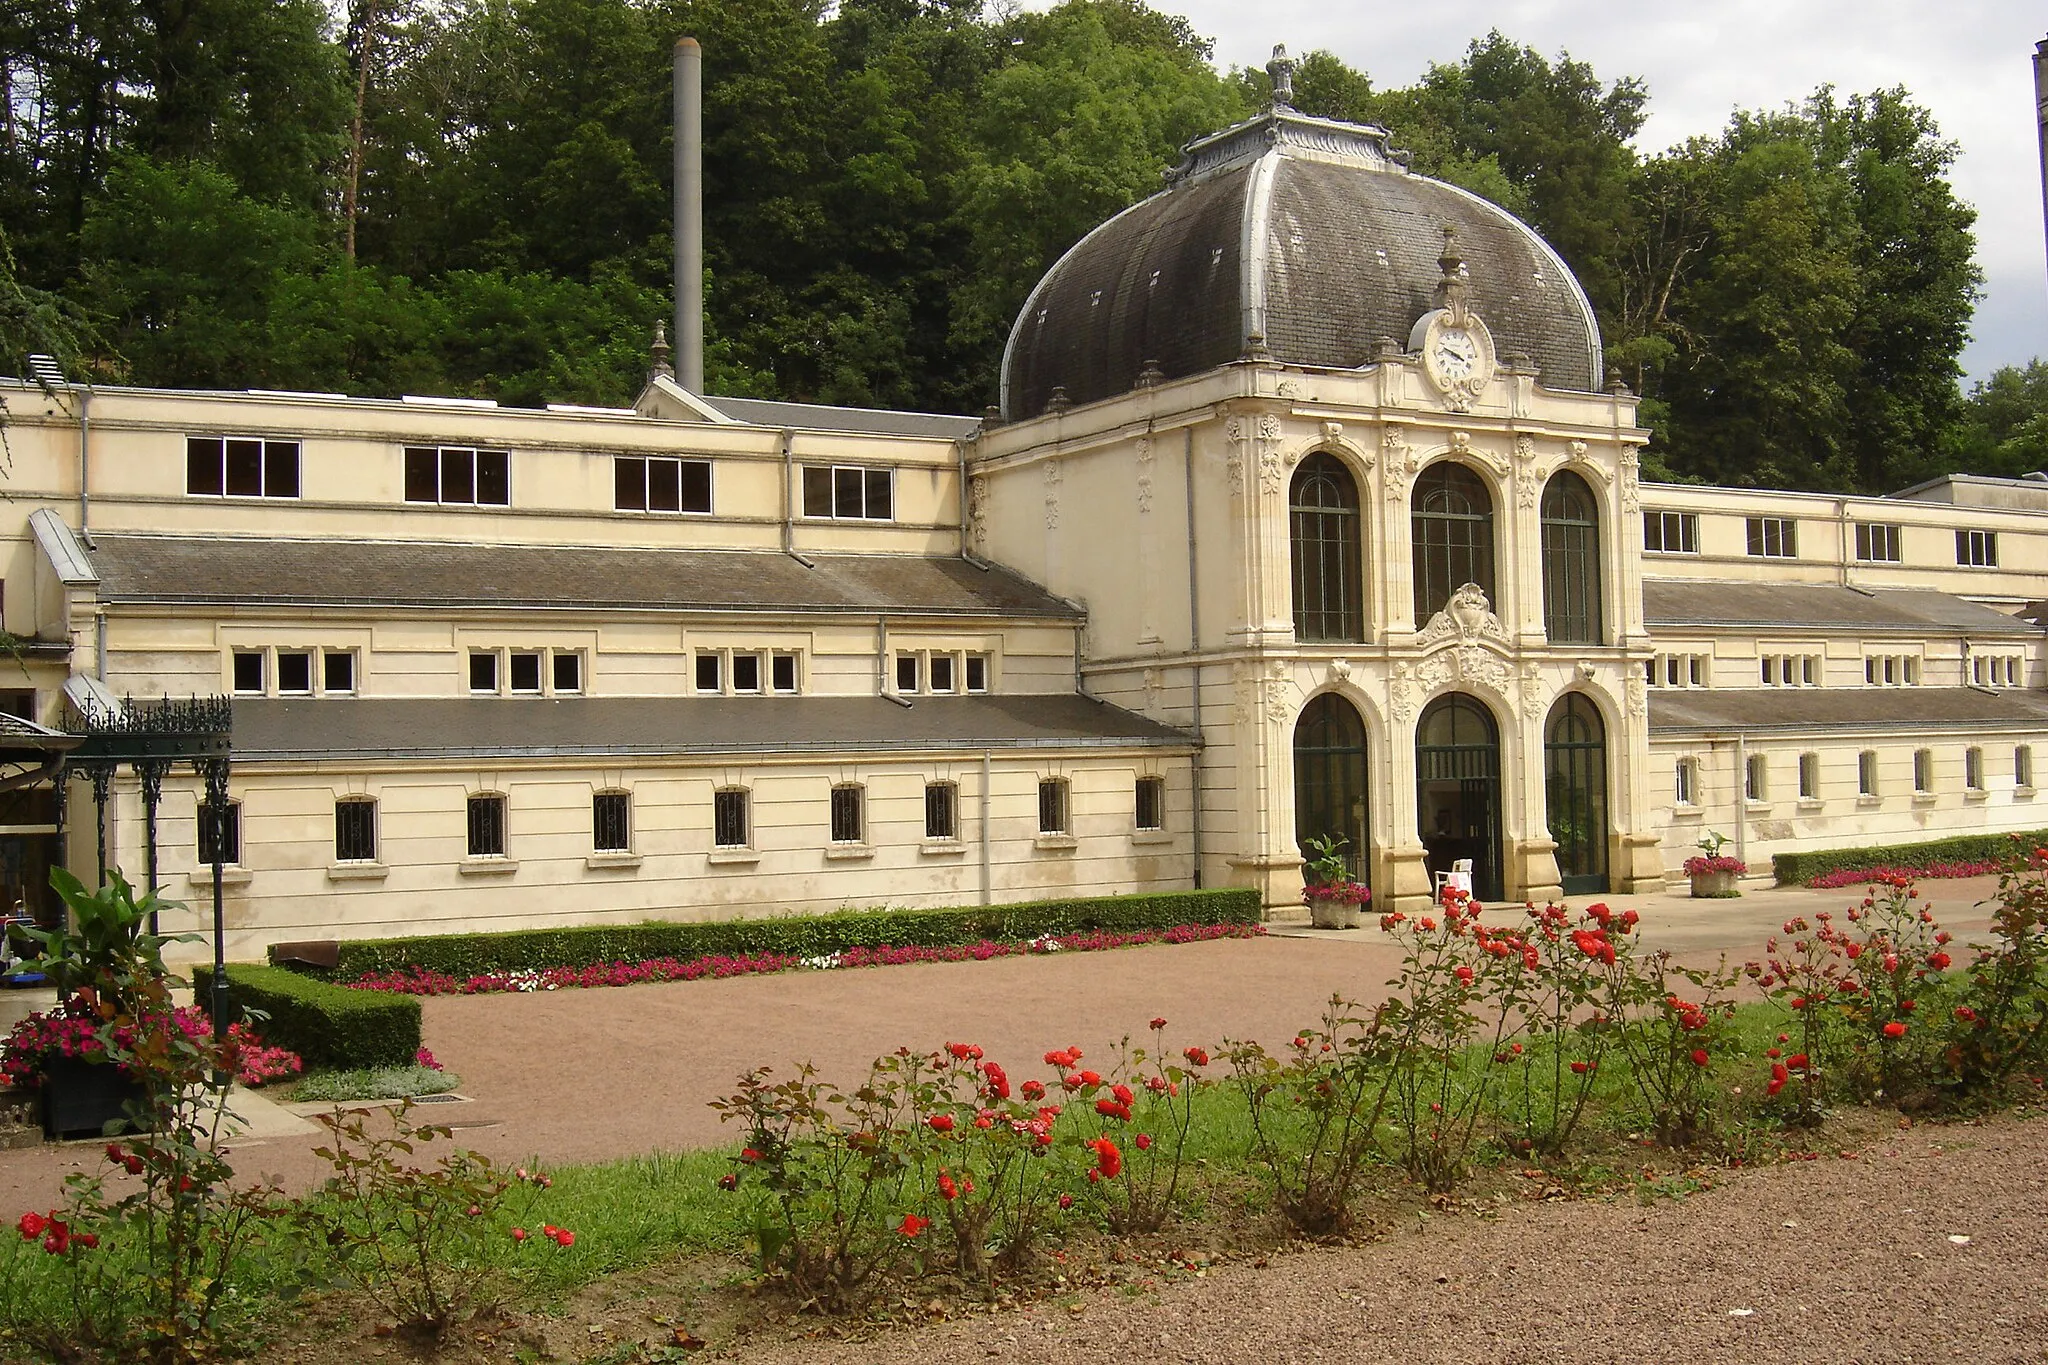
1434,225 -> 1470,325
650,320 -> 675,381
1267,45 -> 1297,110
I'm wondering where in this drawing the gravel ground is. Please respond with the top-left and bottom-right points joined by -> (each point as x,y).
728,1110 -> 2048,1365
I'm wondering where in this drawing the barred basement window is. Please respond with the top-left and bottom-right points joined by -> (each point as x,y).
186,437 -> 300,498
924,782 -> 957,840
1135,776 -> 1165,831
335,799 -> 378,862
592,792 -> 630,852
467,793 -> 507,857
1037,778 -> 1069,835
713,788 -> 750,849
829,784 -> 865,843
614,456 -> 711,513
405,446 -> 510,506
198,801 -> 241,866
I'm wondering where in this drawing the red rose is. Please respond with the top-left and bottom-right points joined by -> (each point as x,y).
1058,1193 -> 1074,1210
938,1172 -> 959,1202
947,1042 -> 974,1060
17,1212 -> 45,1241
1954,1006 -> 1977,1023
1927,952 -> 1951,971
717,1173 -> 738,1191
1690,1049 -> 1710,1068
1182,1047 -> 1209,1068
1021,1080 -> 1046,1100
1077,1070 -> 1102,1087
1149,1017 -> 1168,1031
927,1114 -> 955,1133
1787,1053 -> 1810,1070
1088,1137 -> 1122,1179
1883,1021 -> 1907,1039
1135,1134 -> 1153,1150
1454,966 -> 1475,987
511,1228 -> 528,1243
899,1213 -> 929,1238
740,1147 -> 762,1163
1569,1061 -> 1590,1075
1111,1083 -> 1133,1106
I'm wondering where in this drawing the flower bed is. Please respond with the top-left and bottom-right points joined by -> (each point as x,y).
1,1002 -> 212,1088
349,923 -> 1265,997
1806,859 -> 1998,889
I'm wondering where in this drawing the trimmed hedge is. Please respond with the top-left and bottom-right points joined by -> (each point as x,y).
1771,829 -> 2048,887
193,963 -> 421,1071
280,889 -> 1264,981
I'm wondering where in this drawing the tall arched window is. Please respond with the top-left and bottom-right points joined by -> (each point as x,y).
1411,463 -> 1494,623
1540,471 -> 1603,644
1290,453 -> 1364,641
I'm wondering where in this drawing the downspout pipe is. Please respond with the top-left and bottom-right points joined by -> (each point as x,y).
1183,426 -> 1204,889
780,429 -> 814,567
78,385 -> 94,547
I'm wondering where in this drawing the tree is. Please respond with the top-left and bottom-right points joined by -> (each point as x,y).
1954,361 -> 2048,479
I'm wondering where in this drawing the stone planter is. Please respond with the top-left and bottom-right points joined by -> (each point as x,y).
1306,893 -> 1364,930
1688,869 -> 1740,899
39,1057 -> 146,1140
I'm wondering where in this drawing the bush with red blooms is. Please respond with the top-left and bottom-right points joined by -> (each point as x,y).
1743,909 -> 1855,1126
1071,1019 -> 1207,1235
1606,951 -> 1740,1148
1931,841 -> 2048,1099
1502,901 -> 1629,1156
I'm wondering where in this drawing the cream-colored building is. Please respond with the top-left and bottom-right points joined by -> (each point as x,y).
1,94 -> 2043,956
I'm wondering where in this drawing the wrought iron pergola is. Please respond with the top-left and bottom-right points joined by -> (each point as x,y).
64,696 -> 234,1031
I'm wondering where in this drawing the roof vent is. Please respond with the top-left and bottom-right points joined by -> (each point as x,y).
26,353 -> 66,390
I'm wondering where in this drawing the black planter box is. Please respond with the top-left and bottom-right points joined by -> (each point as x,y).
40,1057 -> 147,1140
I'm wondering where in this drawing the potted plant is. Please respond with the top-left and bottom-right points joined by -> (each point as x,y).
1300,834 -> 1370,930
2,868 -> 198,1138
1682,831 -> 1746,899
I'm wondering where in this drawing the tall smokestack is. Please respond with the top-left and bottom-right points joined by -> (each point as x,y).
674,36 -> 704,394
2036,37 -> 2048,291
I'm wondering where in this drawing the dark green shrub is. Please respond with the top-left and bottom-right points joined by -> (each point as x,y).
279,889 -> 1261,981
1771,830 -> 2048,887
194,963 -> 420,1070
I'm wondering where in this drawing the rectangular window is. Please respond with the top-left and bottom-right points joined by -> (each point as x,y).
713,788 -> 750,848
186,437 -> 300,498
924,782 -> 957,840
276,650 -> 313,695
1746,753 -> 1767,803
965,654 -> 989,693
1674,759 -> 1697,807
732,653 -> 762,694
469,651 -> 499,693
508,651 -> 543,694
552,651 -> 581,693
1858,751 -> 1879,797
1913,749 -> 1933,794
1799,752 -> 1819,800
404,446 -> 510,506
197,801 -> 241,866
1855,522 -> 1902,563
694,652 -> 722,693
1642,510 -> 1698,554
829,784 -> 865,844
802,465 -> 894,520
1802,656 -> 1816,686
929,655 -> 955,693
323,650 -> 356,694
1957,529 -> 1998,567
1966,746 -> 1984,791
771,653 -> 799,694
1135,776 -> 1165,831
896,654 -> 920,693
335,799 -> 377,862
467,793 -> 507,857
232,651 -> 265,694
2018,745 -> 2034,789
1037,778 -> 1069,835
614,456 -> 712,513
1746,517 -> 1797,558
592,792 -> 630,852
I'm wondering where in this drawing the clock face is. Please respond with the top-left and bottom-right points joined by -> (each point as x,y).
1434,328 -> 1479,382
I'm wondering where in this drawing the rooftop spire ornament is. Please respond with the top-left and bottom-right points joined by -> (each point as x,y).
1434,225 -> 1470,325
649,320 -> 675,381
1267,44 -> 1297,110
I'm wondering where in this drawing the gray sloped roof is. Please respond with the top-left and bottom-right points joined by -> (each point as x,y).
1000,108 -> 1602,420
85,536 -> 1079,619
1644,580 -> 2041,636
229,695 -> 1192,762
699,396 -> 980,440
1649,687 -> 2048,735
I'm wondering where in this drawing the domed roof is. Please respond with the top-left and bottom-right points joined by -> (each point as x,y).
998,105 -> 1604,421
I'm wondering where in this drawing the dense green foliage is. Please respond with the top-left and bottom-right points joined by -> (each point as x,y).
193,963 -> 422,1069
1769,829 -> 2048,887
1,1 -> 2026,491
291,888 -> 1262,978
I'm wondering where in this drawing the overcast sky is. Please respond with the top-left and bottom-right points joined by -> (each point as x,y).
1099,0 -> 2048,384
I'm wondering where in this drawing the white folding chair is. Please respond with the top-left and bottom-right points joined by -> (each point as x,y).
1433,858 -> 1474,899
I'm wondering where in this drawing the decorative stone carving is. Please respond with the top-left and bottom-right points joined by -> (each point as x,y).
1576,660 -> 1597,683
1517,464 -> 1544,509
1224,418 -> 1247,496
1321,420 -> 1344,446
1327,659 -> 1351,686
1390,662 -> 1415,724
1255,414 -> 1285,494
1134,435 -> 1154,514
1513,434 -> 1536,465
1234,661 -> 1294,725
1383,424 -> 1417,506
1626,671 -> 1648,720
1618,444 -> 1642,513
1277,378 -> 1303,399
968,475 -> 988,551
1143,667 -> 1163,707
1449,430 -> 1472,454
1042,458 -> 1062,529
1416,583 -> 1510,649
1519,662 -> 1545,724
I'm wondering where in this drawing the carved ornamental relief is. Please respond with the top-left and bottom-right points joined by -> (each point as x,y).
1134,435 -> 1154,514
968,475 -> 988,551
1042,458 -> 1062,529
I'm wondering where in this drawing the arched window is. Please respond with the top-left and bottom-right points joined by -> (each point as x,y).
1290,453 -> 1363,642
1540,470 -> 1602,644
1411,463 -> 1494,623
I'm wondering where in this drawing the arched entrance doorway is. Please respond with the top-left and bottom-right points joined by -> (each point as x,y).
1544,693 -> 1610,894
1294,694 -> 1370,886
1416,693 -> 1503,901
